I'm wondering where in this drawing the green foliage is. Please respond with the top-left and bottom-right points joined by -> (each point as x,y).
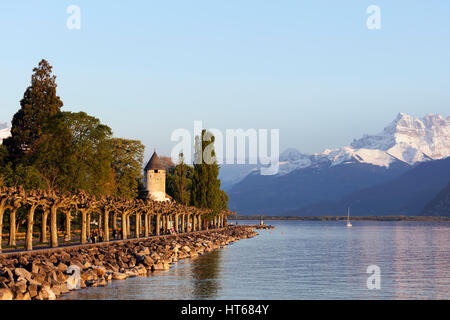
219,189 -> 229,210
167,153 -> 193,205
0,163 -> 46,190
0,59 -> 146,199
30,111 -> 115,195
191,130 -> 228,217
110,138 -> 145,199
4,59 -> 63,162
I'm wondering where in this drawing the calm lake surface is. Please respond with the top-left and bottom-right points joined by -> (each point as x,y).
62,220 -> 450,300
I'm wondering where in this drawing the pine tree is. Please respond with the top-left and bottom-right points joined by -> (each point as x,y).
170,152 -> 192,205
191,130 -> 228,217
4,59 -> 63,162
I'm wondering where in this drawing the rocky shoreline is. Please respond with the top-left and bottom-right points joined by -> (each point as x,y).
0,226 -> 258,300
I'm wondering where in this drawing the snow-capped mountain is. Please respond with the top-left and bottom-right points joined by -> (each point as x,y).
279,113 -> 450,175
0,122 -> 11,144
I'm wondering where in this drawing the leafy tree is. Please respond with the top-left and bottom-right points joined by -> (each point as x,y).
109,138 -> 145,199
1,59 -> 148,200
0,163 -> 46,190
31,111 -> 114,195
4,59 -> 63,162
191,130 -> 228,216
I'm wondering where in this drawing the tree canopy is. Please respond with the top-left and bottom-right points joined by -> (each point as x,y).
167,153 -> 193,205
190,130 -> 228,217
4,59 -> 63,162
110,137 -> 145,199
0,59 -> 144,198
1,59 -> 229,209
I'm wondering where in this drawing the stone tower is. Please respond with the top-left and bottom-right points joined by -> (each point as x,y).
144,151 -> 169,201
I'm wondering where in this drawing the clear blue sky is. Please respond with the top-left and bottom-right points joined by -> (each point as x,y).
1,1 -> 449,160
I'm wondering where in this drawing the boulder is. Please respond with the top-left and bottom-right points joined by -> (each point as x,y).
80,269 -> 98,281
56,263 -> 68,273
112,272 -> 128,280
10,280 -> 28,295
14,292 -> 31,300
0,288 -> 13,300
134,254 -> 145,264
182,246 -> 191,252
27,283 -> 40,299
92,266 -> 106,277
152,262 -> 170,271
137,247 -> 150,256
134,266 -> 147,276
0,267 -> 14,282
143,256 -> 155,267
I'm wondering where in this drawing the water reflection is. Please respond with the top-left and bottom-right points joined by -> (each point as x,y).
191,251 -> 222,299
62,221 -> 450,300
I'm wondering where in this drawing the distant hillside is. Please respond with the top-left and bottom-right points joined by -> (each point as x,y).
286,157 -> 450,216
422,182 -> 450,217
229,161 -> 410,214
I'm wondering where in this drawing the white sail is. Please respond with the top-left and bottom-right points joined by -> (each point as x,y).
347,207 -> 352,227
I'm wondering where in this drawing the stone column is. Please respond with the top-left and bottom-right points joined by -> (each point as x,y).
198,215 -> 202,231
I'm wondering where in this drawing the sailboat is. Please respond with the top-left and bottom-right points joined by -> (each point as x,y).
346,207 -> 352,227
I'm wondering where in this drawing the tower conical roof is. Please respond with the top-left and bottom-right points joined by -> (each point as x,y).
144,151 -> 165,171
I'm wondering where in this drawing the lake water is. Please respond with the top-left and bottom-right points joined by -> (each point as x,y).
61,220 -> 450,300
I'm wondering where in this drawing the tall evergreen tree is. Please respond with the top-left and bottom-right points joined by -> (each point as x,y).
167,153 -> 193,205
191,130 -> 228,216
5,59 -> 63,162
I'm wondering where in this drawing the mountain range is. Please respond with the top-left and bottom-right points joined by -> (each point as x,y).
422,182 -> 450,217
228,113 -> 450,216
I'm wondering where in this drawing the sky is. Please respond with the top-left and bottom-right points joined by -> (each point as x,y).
1,1 -> 450,161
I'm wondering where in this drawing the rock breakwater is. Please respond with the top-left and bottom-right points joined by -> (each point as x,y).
0,226 -> 257,300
